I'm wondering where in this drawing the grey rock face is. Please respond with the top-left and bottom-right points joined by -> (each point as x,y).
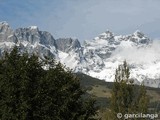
0,22 -> 57,58
56,38 -> 85,68
14,27 -> 56,47
0,22 -> 159,88
0,21 -> 15,42
14,27 -> 40,44
56,38 -> 81,53
39,31 -> 56,47
127,30 -> 151,45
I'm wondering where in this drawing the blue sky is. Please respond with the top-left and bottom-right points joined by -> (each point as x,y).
1,0 -> 160,42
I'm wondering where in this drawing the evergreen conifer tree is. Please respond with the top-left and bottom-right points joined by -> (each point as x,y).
0,47 -> 98,120
136,84 -> 149,113
108,61 -> 149,120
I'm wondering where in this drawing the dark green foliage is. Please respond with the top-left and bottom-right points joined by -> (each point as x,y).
109,61 -> 149,120
149,101 -> 160,113
77,73 -> 113,89
137,84 -> 149,113
0,47 -> 98,120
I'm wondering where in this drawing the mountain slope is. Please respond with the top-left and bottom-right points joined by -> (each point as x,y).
0,21 -> 160,88
76,73 -> 160,118
81,30 -> 160,88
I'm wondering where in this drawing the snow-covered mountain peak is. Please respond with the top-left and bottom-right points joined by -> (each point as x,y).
0,21 -> 12,32
0,22 -> 159,88
81,30 -> 160,88
116,31 -> 152,46
0,22 -> 14,43
14,27 -> 57,47
94,30 -> 114,40
133,30 -> 145,38
0,21 -> 9,26
28,26 -> 39,31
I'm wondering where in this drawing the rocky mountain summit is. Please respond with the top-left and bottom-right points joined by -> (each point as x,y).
0,21 -> 159,88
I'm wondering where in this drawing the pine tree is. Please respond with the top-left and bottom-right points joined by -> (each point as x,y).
109,61 -> 149,120
0,47 -> 44,119
0,47 -> 98,120
136,84 -> 149,113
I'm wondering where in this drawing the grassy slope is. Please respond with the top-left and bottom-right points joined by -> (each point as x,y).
76,73 -> 160,113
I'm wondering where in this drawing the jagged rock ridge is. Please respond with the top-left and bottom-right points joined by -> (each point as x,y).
0,21 -> 159,88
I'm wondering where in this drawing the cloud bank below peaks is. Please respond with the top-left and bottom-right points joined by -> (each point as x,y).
111,39 -> 160,65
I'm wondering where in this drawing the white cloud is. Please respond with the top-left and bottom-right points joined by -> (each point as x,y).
112,40 -> 160,64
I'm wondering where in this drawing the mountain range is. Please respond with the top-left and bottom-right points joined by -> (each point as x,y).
0,21 -> 160,88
